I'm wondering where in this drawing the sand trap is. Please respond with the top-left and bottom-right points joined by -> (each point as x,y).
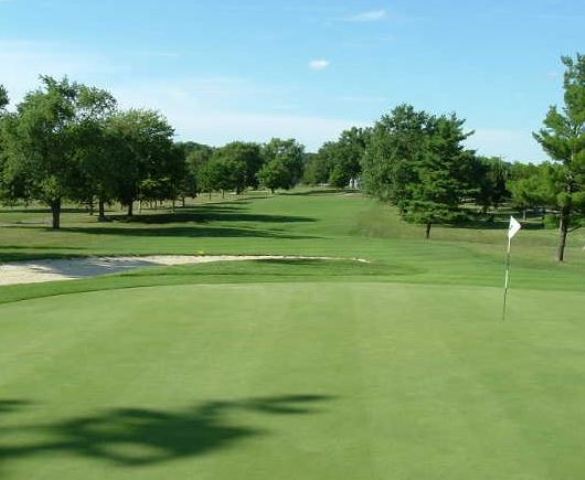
0,255 -> 368,286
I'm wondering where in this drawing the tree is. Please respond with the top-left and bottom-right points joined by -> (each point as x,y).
69,86 -> 118,220
200,156 -> 246,198
107,109 -> 176,216
0,85 -> 7,110
534,53 -> 585,261
328,127 -> 368,188
508,164 -> 556,220
362,105 -> 431,211
257,158 -> 291,194
467,156 -> 510,213
404,114 -> 474,238
0,85 -> 18,204
258,138 -> 305,192
1,76 -> 83,229
303,150 -> 332,185
178,142 -> 214,202
213,142 -> 263,191
210,143 -> 257,194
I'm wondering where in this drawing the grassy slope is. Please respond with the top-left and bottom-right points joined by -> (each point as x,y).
1,191 -> 585,479
0,191 -> 584,304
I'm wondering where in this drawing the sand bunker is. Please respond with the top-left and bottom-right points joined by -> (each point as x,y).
0,255 -> 368,286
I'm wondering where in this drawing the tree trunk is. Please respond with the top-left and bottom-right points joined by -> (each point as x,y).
50,198 -> 61,230
522,209 -> 527,221
557,207 -> 570,262
172,199 -> 176,213
182,196 -> 186,208
425,222 -> 432,240
98,198 -> 106,222
127,201 -> 134,217
88,199 -> 94,216
222,190 -> 225,199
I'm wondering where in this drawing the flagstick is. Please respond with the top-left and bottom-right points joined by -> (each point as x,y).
502,236 -> 512,321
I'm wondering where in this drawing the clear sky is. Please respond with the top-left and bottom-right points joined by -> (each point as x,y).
1,0 -> 584,160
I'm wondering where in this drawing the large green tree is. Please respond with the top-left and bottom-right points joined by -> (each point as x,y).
0,85 -> 7,110
362,105 -> 431,211
362,105 -> 476,238
404,114 -> 475,238
303,149 -> 333,185
1,77 -> 85,229
258,138 -> 305,192
329,127 -> 368,188
199,155 -> 246,198
211,142 -> 262,193
69,86 -> 118,220
213,141 -> 263,190
107,109 -> 176,216
178,142 -> 214,201
534,53 -> 585,261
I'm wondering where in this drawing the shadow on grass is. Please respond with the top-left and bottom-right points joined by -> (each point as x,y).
0,395 -> 333,468
0,208 -> 88,215
106,210 -> 316,225
0,223 -> 317,240
0,246 -> 89,263
56,225 -> 317,239
281,189 -> 342,196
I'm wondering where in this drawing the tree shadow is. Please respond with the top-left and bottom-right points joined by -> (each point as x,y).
56,226 -> 317,239
106,210 -> 316,225
0,395 -> 333,468
0,400 -> 33,414
0,208 -> 88,215
282,189 -> 341,196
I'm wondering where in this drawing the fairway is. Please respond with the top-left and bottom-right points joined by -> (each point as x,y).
1,192 -> 585,479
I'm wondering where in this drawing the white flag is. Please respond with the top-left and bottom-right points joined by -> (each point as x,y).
508,216 -> 522,240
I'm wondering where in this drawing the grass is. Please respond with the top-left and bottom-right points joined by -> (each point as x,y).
1,189 -> 585,479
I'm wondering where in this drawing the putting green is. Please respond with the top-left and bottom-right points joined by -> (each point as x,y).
2,281 -> 585,479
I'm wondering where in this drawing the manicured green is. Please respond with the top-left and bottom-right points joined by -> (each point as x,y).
1,190 -> 585,479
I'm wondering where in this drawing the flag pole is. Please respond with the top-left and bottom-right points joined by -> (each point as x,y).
502,216 -> 521,321
502,236 -> 512,321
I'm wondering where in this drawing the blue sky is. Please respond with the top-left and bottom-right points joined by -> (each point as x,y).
1,0 -> 584,160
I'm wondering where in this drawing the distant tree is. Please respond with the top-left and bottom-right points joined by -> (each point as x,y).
1,76 -> 84,229
211,142 -> 261,193
257,158 -> 291,194
362,105 -> 431,211
0,85 -> 7,110
258,138 -> 305,192
508,163 -> 556,220
0,85 -> 17,203
404,114 -> 474,239
213,141 -> 263,190
465,156 -> 511,213
533,53 -> 585,261
107,109 -> 176,216
328,127 -> 368,188
199,154 -> 246,198
304,145 -> 335,185
69,86 -> 118,220
181,142 -> 214,200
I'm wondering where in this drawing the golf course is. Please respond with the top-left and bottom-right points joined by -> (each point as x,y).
1,190 -> 584,479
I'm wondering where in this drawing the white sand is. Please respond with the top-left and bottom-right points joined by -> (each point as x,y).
0,255 -> 368,286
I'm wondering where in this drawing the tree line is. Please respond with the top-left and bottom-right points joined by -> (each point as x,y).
304,53 -> 585,261
0,53 -> 583,261
0,77 -> 308,229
